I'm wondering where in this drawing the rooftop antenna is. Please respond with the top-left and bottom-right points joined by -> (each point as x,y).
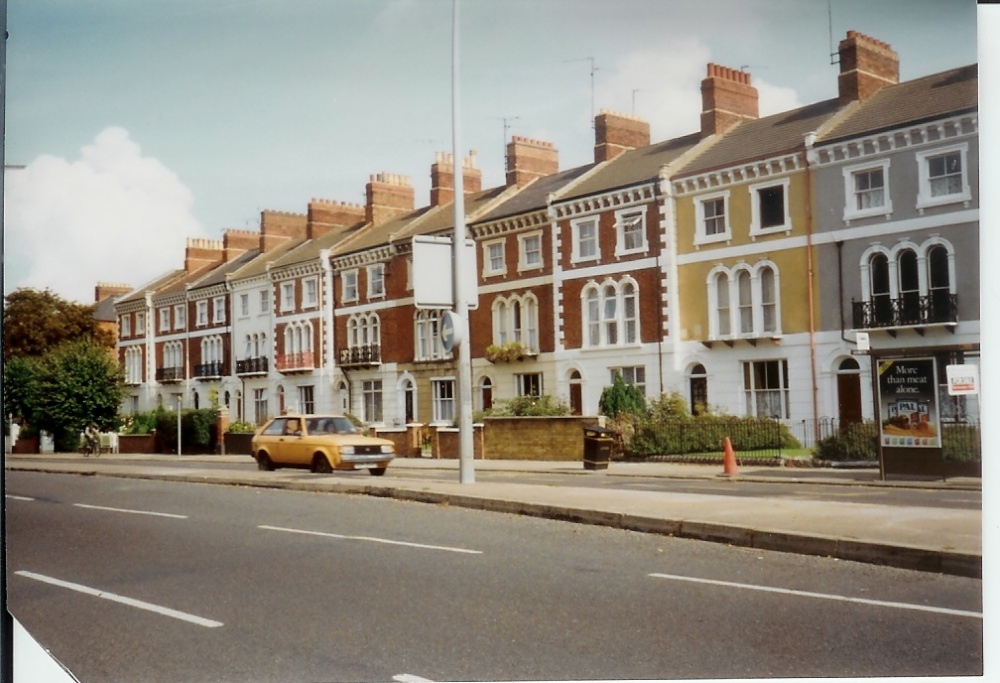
566,57 -> 599,127
492,115 -> 519,168
828,0 -> 839,65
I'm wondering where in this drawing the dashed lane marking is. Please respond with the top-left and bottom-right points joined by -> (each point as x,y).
259,525 -> 482,554
15,571 -> 223,628
649,573 -> 982,619
5,494 -> 35,501
392,675 -> 435,683
73,503 -> 188,519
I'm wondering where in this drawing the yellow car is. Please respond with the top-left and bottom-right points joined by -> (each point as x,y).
251,414 -> 395,476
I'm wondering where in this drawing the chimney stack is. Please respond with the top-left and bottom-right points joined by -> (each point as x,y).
700,63 -> 759,138
430,150 -> 483,206
307,199 -> 366,239
222,229 -> 259,262
94,282 -> 131,303
837,31 -> 899,105
184,238 -> 225,273
505,136 -> 559,188
594,110 -> 650,163
365,173 -> 415,225
259,210 -> 308,252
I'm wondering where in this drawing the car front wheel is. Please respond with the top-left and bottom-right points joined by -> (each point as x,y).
369,467 -> 387,477
256,452 -> 274,471
312,454 -> 333,474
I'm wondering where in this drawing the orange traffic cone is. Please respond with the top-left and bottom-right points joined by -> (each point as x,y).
722,436 -> 738,476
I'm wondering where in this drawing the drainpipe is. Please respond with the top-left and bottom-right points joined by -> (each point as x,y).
835,240 -> 853,344
804,135 -> 820,444
321,248 -> 334,413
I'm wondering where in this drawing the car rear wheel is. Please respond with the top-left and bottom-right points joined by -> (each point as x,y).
312,454 -> 333,474
369,467 -> 387,477
256,452 -> 274,471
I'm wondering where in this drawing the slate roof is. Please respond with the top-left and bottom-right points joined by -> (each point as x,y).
475,165 -> 597,223
559,134 -> 702,201
675,99 -> 843,178
189,249 -> 261,290
93,295 -> 120,322
116,269 -> 186,304
818,64 -> 978,144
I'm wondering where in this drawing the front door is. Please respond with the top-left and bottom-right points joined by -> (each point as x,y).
837,373 -> 863,426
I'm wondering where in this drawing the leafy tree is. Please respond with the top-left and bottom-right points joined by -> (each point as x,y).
3,288 -> 115,362
598,374 -> 646,418
3,355 -> 40,431
30,338 -> 125,451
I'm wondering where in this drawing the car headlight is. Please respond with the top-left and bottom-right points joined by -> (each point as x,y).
341,446 -> 355,455
380,445 -> 394,454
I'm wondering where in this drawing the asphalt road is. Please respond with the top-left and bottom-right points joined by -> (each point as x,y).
6,471 -> 984,682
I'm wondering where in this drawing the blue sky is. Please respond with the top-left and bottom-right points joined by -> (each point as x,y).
2,0 -> 982,303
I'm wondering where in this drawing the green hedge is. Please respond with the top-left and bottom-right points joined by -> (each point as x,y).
813,421 -> 879,461
624,415 -> 801,458
155,409 -> 218,452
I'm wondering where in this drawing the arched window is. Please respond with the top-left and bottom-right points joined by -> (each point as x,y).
897,249 -> 920,324
602,284 -> 618,345
585,288 -> 600,346
715,272 -> 731,337
737,270 -> 753,334
689,363 -> 708,415
760,266 -> 777,333
869,253 -> 892,323
478,376 -> 493,412
928,245 -> 952,321
622,282 -> 637,343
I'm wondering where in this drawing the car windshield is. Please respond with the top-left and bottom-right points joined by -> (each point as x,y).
305,417 -> 358,435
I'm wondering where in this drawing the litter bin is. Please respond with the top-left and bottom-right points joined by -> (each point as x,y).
582,425 -> 615,470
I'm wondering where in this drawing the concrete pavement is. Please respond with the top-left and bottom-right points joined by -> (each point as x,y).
5,453 -> 983,579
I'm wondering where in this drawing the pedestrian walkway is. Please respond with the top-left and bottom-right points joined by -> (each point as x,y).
5,453 -> 983,578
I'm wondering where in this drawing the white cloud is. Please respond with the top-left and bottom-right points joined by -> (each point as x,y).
3,127 -> 207,303
597,40 -> 803,141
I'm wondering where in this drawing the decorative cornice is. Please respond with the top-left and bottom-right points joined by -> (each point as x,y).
331,244 -> 396,271
673,153 -> 804,196
552,184 -> 656,220
471,209 -> 549,238
811,114 -> 978,168
186,283 -> 228,300
269,261 -> 322,281
114,298 -> 149,314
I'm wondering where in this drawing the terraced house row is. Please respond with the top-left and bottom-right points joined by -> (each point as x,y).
111,32 -> 980,441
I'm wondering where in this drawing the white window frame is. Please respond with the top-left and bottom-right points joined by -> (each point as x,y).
843,159 -> 893,221
239,293 -> 250,318
259,289 -> 269,314
280,282 -> 295,312
571,216 -> 600,264
196,301 -> 208,327
303,277 -> 319,309
415,310 -> 445,361
362,379 -> 383,424
136,312 -> 145,335
610,366 -> 646,394
694,190 -> 732,245
749,177 -> 792,237
174,304 -> 186,330
159,308 -> 171,332
515,372 -> 543,397
213,296 -> 226,324
342,269 -> 359,303
615,207 -> 648,256
707,262 -> 782,340
581,278 -> 640,348
367,264 -> 385,299
915,142 -> 971,210
743,359 -> 790,419
431,377 -> 456,424
518,231 -> 543,272
483,239 -> 506,277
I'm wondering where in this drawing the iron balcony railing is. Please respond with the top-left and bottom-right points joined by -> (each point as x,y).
194,361 -> 224,379
155,366 -> 184,382
338,344 -> 381,367
235,356 -> 269,375
275,351 -> 315,372
852,293 -> 958,330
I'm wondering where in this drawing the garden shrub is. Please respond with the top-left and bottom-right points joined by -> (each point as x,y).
813,421 -> 878,461
484,394 -> 572,417
227,420 -> 257,434
599,375 -> 646,419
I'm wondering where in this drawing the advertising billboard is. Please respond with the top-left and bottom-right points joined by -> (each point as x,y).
877,357 -> 940,448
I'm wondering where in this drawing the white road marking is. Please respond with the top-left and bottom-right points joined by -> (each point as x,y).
5,494 -> 35,501
73,503 -> 187,519
14,571 -> 223,628
259,525 -> 482,555
649,573 -> 982,619
393,675 -> 435,683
